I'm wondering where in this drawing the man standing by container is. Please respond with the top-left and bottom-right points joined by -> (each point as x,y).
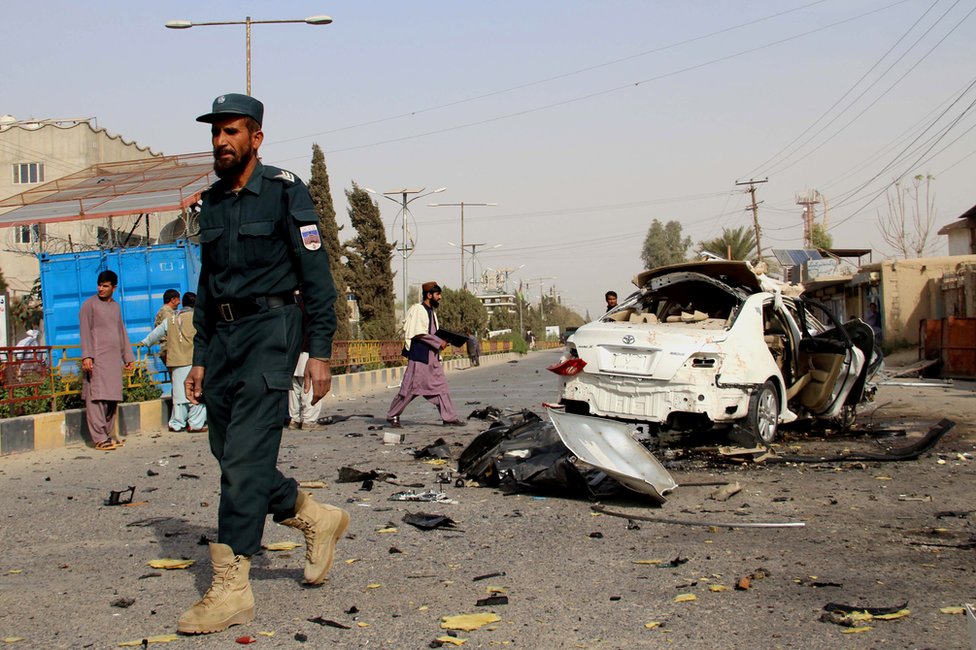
178,93 -> 349,636
79,270 -> 134,451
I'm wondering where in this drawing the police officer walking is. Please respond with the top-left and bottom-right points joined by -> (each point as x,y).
179,93 -> 350,635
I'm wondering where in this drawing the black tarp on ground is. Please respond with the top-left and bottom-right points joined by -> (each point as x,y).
457,409 -> 625,499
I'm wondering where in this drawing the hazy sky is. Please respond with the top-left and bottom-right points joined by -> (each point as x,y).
4,1 -> 974,316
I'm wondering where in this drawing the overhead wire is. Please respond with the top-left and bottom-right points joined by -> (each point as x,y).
270,0 -> 834,146
745,0 -> 951,178
763,0 -> 975,178
268,0 -> 912,161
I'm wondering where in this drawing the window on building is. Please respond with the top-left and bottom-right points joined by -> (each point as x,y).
12,162 -> 45,184
14,224 -> 40,244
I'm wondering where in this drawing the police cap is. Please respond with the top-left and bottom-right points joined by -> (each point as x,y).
196,93 -> 264,126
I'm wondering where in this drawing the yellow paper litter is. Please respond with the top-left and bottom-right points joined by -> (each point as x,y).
298,480 -> 327,488
847,611 -> 874,624
874,609 -> 910,621
632,560 -> 663,565
7,570 -> 22,575
147,559 -> 194,570
874,475 -> 892,480
941,606 -> 965,615
367,583 -> 382,589
357,622 -> 369,627
708,585 -> 729,592
419,605 -> 430,611
423,459 -> 448,466
118,634 -> 180,646
643,622 -> 662,629
435,636 -> 467,646
376,527 -> 399,534
486,586 -> 508,595
263,541 -> 302,551
441,613 -> 502,631
841,627 -> 873,634
345,558 -> 360,564
258,631 -> 275,637
673,594 -> 697,603
3,638 -> 24,644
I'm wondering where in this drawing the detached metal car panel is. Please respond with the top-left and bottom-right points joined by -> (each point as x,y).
550,261 -> 880,442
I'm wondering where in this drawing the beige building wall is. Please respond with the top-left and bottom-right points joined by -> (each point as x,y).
0,118 -> 160,295
879,255 -> 976,345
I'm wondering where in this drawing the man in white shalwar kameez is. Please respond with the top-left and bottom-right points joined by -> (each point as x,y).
386,281 -> 465,428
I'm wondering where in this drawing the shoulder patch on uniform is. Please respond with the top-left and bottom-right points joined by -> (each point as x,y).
275,170 -> 295,183
299,224 -> 322,250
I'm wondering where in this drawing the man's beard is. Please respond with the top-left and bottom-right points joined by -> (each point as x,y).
213,145 -> 253,179
429,298 -> 440,309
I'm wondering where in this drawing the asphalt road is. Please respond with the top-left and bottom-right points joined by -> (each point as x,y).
0,349 -> 974,649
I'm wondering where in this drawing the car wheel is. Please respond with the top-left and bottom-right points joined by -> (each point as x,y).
747,380 -> 780,444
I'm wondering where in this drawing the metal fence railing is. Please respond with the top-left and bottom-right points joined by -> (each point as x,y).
0,338 -> 514,417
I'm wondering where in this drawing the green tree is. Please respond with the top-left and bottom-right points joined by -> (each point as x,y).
641,219 -> 691,270
308,144 -> 350,341
699,226 -> 757,261
344,183 -> 397,340
436,287 -> 488,336
810,222 -> 833,250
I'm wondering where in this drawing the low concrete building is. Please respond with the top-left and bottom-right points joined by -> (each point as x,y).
0,116 -> 160,295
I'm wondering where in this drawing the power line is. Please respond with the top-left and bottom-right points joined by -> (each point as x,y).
270,0 -> 834,146
269,0 -> 911,160
744,0 -> 947,177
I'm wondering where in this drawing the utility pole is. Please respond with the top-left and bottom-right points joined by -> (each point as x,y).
736,178 -> 767,261
795,189 -> 822,248
428,201 -> 497,289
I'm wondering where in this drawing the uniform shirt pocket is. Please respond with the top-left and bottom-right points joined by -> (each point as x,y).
198,226 -> 227,267
238,220 -> 277,266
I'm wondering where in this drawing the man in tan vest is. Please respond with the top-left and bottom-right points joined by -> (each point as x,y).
142,292 -> 207,432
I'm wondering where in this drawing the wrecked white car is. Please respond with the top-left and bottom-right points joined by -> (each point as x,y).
548,261 -> 881,443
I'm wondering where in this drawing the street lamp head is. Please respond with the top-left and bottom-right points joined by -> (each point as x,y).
363,187 -> 378,194
432,187 -> 447,194
165,20 -> 193,29
304,15 -> 333,24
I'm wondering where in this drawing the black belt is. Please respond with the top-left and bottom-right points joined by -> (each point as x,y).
216,291 -> 297,322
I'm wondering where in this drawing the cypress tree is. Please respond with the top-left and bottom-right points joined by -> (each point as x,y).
308,144 -> 350,341
344,183 -> 397,340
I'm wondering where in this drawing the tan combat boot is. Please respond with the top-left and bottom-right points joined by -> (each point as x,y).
177,543 -> 255,634
281,492 -> 351,584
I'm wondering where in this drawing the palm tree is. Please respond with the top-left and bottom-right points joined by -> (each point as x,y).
699,226 -> 757,261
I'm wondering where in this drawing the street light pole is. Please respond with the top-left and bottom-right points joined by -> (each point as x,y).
429,201 -> 496,289
365,186 -> 446,320
165,15 -> 333,95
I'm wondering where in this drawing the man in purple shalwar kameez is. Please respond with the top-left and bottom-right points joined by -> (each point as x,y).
386,281 -> 466,428
79,270 -> 135,450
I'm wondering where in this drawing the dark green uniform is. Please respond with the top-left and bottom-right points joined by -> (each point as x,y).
193,161 -> 337,556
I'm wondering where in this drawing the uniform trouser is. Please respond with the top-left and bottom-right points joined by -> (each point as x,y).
288,376 -> 322,423
85,399 -> 118,444
203,305 -> 302,556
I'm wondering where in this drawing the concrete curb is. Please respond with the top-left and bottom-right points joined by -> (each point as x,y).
0,400 -> 168,455
0,352 -> 523,456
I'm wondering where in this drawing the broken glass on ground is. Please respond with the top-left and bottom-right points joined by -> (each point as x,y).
389,491 -> 458,504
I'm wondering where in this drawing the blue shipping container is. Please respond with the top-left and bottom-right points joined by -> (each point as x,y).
39,242 -> 202,377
